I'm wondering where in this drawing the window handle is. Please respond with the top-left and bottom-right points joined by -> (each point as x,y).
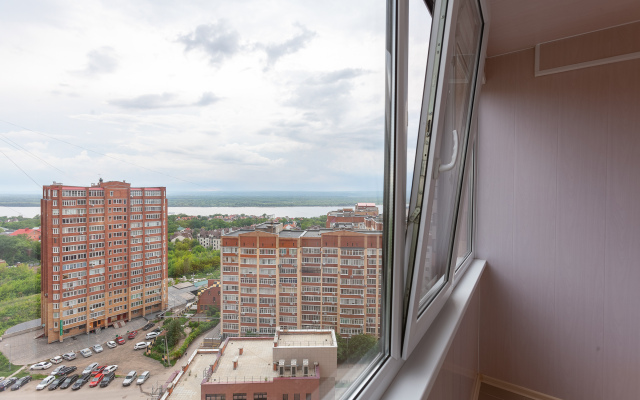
434,129 -> 458,179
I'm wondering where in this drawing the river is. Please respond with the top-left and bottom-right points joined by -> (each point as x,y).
0,205 -> 382,219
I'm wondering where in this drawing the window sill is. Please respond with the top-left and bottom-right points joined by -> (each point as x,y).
380,259 -> 486,400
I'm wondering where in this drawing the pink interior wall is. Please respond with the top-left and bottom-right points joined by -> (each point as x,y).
476,46 -> 640,399
426,290 -> 480,400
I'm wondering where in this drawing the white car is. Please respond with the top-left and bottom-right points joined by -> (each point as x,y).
80,348 -> 93,358
50,365 -> 66,375
133,341 -> 151,350
36,375 -> 56,390
82,362 -> 99,375
122,371 -> 137,386
62,352 -> 76,361
136,371 -> 150,385
145,331 -> 160,340
30,361 -> 52,370
103,365 -> 118,374
106,341 -> 117,348
50,356 -> 63,364
92,344 -> 104,353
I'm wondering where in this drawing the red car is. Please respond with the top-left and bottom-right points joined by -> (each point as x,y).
116,336 -> 125,345
91,366 -> 106,376
89,373 -> 104,388
127,330 -> 138,339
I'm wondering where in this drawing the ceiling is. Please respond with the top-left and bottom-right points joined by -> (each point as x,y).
486,0 -> 640,57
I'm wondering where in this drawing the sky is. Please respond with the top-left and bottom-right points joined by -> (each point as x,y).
0,0 -> 431,196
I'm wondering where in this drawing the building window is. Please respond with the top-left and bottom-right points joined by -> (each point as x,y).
206,395 -> 225,400
294,395 -> 300,400
254,394 -> 267,400
282,395 -> 288,400
306,395 -> 311,400
233,395 -> 246,400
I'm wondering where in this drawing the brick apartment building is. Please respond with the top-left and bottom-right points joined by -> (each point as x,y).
200,329 -> 337,400
197,279 -> 221,313
220,229 -> 383,339
40,180 -> 168,343
326,205 -> 383,231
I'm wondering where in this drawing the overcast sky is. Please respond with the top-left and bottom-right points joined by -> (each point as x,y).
0,0 -> 431,196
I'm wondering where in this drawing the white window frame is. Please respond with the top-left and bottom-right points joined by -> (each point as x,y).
350,0 -> 489,399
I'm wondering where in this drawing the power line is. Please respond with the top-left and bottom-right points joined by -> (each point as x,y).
0,133 -> 67,175
0,149 -> 41,189
0,119 -> 213,190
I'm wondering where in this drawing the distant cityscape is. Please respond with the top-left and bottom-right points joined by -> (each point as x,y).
0,180 -> 383,399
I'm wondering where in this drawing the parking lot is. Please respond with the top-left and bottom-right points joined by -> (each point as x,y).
0,321 -> 220,399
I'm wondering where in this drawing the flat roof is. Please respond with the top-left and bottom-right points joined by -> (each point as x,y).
277,332 -> 335,347
212,339 -> 275,382
278,230 -> 305,238
223,229 -> 254,237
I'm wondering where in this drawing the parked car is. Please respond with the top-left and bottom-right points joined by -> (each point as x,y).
92,344 -> 104,353
116,336 -> 126,345
36,375 -> 56,390
72,374 -> 91,390
11,376 -> 32,391
127,330 -> 139,339
136,371 -> 150,385
134,341 -> 151,350
58,366 -> 77,376
106,340 -> 117,348
0,378 -> 17,392
51,365 -> 67,375
80,348 -> 93,358
91,366 -> 106,376
122,371 -> 137,386
152,327 -> 162,333
142,322 -> 155,331
89,373 -> 104,388
31,361 -> 53,370
103,365 -> 118,374
59,374 -> 79,389
48,377 -> 65,390
145,331 -> 160,340
50,355 -> 63,364
99,372 -> 115,388
62,352 -> 76,361
82,362 -> 99,375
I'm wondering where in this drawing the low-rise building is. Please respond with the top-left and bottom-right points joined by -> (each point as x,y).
197,279 -> 221,313
200,329 -> 337,400
9,228 -> 41,241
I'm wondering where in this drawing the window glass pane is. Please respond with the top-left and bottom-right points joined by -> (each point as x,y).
407,0 -> 434,188
453,147 -> 473,271
418,0 -> 483,309
0,1 -> 388,400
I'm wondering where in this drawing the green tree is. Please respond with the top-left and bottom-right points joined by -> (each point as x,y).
335,333 -> 379,364
164,318 -> 183,348
0,235 -> 40,264
206,305 -> 220,320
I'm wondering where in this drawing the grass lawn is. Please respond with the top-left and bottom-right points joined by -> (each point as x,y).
0,293 -> 40,336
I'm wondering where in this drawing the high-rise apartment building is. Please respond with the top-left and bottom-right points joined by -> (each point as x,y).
220,229 -> 383,339
40,180 -> 168,343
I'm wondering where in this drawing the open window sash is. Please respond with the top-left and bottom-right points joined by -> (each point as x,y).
402,0 -> 486,358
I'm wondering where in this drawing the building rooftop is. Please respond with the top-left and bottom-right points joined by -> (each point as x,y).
277,331 -> 334,347
206,330 -> 336,384
278,230 -> 306,238
212,339 -> 275,383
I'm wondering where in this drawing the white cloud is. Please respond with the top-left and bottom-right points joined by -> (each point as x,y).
0,0 -> 387,194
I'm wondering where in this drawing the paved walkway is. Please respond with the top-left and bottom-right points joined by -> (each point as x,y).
4,318 -> 41,335
0,317 -> 149,365
166,324 -> 221,400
